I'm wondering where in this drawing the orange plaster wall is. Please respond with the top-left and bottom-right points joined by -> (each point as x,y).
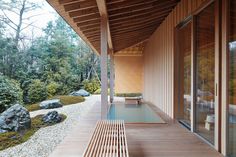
114,56 -> 143,94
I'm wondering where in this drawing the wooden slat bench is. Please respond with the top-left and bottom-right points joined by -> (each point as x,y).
83,120 -> 129,157
125,97 -> 142,104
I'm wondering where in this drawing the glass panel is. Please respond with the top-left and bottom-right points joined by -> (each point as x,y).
177,22 -> 192,127
228,0 -> 236,156
195,3 -> 215,144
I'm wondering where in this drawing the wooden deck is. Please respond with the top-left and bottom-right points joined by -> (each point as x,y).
49,100 -> 223,157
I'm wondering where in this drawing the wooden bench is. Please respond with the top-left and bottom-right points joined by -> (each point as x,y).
125,97 -> 142,104
83,120 -> 129,157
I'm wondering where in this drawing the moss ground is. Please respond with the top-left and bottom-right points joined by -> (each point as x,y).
0,114 -> 66,151
25,95 -> 85,112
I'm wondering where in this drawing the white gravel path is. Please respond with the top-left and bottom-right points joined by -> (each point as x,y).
0,95 -> 100,157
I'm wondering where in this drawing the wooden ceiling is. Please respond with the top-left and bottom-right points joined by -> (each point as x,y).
114,41 -> 146,56
47,0 -> 180,54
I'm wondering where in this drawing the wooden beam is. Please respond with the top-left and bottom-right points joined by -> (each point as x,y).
84,31 -> 100,36
109,6 -> 175,22
86,34 -> 100,39
107,0 -> 160,10
108,0 -> 177,17
80,22 -> 100,30
63,0 -> 97,12
110,13 -> 167,27
59,0 -> 82,5
96,0 -> 113,50
80,24 -> 100,32
108,0 -> 158,14
77,19 -> 100,27
83,28 -> 99,34
111,21 -> 161,33
113,33 -> 151,40
111,25 -> 157,35
113,34 -> 152,44
69,8 -> 99,18
111,16 -> 165,28
73,14 -> 100,23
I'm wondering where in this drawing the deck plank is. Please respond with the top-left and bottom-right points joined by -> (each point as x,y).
49,99 -> 223,157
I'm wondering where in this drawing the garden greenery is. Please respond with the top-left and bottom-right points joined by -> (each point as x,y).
0,75 -> 22,112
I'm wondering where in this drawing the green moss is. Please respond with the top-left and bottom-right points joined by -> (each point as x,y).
26,95 -> 85,112
52,95 -> 85,106
115,93 -> 142,97
0,114 -> 67,151
25,103 -> 40,112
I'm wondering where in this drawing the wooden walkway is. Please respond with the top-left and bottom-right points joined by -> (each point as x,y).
49,100 -> 223,157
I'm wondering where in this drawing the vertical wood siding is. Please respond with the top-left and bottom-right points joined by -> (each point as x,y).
143,0 -> 207,118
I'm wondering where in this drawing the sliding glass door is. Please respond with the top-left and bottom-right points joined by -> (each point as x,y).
176,21 -> 192,127
228,0 -> 236,156
195,3 -> 215,144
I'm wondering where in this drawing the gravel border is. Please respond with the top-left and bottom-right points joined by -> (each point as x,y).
0,95 -> 100,157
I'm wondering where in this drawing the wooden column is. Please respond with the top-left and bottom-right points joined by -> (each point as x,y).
100,16 -> 108,119
109,52 -> 114,103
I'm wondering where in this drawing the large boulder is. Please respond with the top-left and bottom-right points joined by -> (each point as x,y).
0,104 -> 31,133
70,89 -> 90,97
39,99 -> 62,109
42,111 -> 62,124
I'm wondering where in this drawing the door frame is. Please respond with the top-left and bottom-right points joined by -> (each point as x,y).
221,0 -> 229,156
174,0 -> 221,151
174,16 -> 193,129
192,0 -> 221,150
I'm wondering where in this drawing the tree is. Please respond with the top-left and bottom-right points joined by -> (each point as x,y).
0,0 -> 40,47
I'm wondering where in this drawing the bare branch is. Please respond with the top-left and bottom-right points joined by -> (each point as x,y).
20,21 -> 36,31
1,10 -> 18,27
23,13 -> 45,20
22,22 -> 42,30
1,20 -> 17,31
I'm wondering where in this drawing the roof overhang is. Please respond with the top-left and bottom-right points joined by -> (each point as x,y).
47,0 -> 180,54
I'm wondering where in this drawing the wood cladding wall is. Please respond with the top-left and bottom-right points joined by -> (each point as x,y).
143,0 -> 207,118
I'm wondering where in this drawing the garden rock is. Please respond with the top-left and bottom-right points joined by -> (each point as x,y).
70,89 -> 90,97
0,104 -> 31,133
39,99 -> 62,109
42,111 -> 62,124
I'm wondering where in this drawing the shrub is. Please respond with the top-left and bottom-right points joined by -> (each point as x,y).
0,76 -> 22,112
46,82 -> 59,98
82,79 -> 100,94
28,79 -> 47,104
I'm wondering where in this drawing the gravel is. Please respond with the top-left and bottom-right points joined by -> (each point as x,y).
0,95 -> 100,157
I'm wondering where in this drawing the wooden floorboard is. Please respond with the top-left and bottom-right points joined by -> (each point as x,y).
49,98 -> 223,157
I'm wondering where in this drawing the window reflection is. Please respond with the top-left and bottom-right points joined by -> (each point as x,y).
228,0 -> 236,154
176,21 -> 192,127
195,3 -> 215,144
